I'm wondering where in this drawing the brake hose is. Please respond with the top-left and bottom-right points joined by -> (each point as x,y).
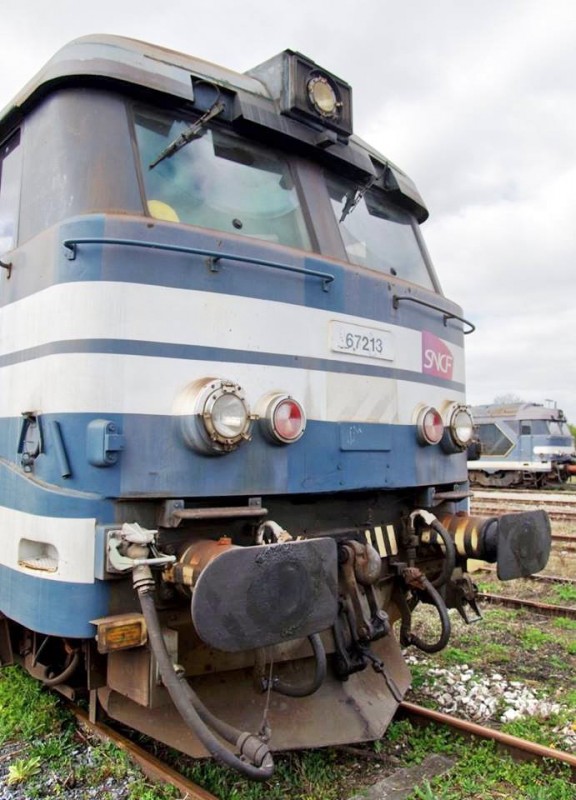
137,586 -> 274,780
398,574 -> 451,654
257,633 -> 327,698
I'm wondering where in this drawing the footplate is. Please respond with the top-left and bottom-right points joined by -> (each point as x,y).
191,538 -> 338,651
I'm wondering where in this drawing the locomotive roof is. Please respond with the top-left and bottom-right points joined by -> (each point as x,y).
0,34 -> 428,222
471,402 -> 565,421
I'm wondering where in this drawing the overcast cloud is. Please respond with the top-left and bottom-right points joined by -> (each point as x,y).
2,0 -> 575,421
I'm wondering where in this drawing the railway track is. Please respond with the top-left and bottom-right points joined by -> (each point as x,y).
470,489 -> 576,522
72,707 -> 219,800
477,593 -> 576,619
399,702 -> 576,772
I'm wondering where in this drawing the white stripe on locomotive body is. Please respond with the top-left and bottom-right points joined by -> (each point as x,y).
467,459 -> 552,473
0,354 -> 464,421
533,446 -> 575,456
0,282 -> 466,419
0,506 -> 96,583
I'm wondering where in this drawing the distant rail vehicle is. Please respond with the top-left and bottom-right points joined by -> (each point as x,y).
468,402 -> 576,488
0,36 -> 552,780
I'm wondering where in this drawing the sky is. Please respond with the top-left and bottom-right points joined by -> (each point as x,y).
1,0 -> 575,422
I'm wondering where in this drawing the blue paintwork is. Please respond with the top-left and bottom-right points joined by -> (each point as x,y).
0,564 -> 110,637
0,414 -> 467,499
3,216 -> 467,349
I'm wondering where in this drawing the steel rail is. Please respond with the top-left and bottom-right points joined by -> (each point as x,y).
399,701 -> 576,771
72,707 -> 219,800
477,593 -> 576,619
477,566 -> 576,586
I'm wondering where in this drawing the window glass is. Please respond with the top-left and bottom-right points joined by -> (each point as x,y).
134,109 -> 311,250
0,133 -> 22,255
325,173 -> 434,289
478,423 -> 514,456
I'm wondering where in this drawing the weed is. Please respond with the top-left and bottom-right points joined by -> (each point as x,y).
552,617 -> 576,631
553,584 -> 576,604
6,755 -> 42,785
439,647 -> 469,665
0,665 -> 65,744
521,627 -> 555,649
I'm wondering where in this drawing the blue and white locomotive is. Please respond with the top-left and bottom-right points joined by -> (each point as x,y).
0,36 -> 551,779
468,402 -> 576,488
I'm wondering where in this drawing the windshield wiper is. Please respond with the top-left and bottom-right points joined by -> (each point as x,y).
339,175 -> 378,223
149,98 -> 225,170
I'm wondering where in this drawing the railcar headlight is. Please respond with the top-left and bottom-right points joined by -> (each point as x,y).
445,404 -> 474,449
175,378 -> 252,455
258,393 -> 306,444
307,75 -> 341,118
416,406 -> 444,446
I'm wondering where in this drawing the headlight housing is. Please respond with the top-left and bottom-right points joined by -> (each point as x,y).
416,406 -> 445,446
175,378 -> 252,455
443,403 -> 474,451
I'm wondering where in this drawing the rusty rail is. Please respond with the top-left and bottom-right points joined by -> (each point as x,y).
399,701 -> 576,771
72,707 -> 219,800
478,593 -> 576,619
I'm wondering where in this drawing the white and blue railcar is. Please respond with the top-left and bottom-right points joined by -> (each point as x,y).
0,37 -> 551,779
468,402 -> 576,488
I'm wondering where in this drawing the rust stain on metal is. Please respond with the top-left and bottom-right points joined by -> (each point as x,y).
73,707 -> 220,800
400,700 -> 576,771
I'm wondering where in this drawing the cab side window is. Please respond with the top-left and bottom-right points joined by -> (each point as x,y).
0,132 -> 22,256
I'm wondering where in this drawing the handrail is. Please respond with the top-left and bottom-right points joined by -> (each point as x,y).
392,294 -> 475,334
62,237 -> 335,291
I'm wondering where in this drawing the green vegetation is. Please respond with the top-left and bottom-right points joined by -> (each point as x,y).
0,666 -> 177,799
552,584 -> 576,604
396,720 -> 574,800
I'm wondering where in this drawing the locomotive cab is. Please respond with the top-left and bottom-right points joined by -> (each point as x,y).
0,37 -> 552,779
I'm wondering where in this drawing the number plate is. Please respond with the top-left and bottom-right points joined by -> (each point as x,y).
330,321 -> 394,361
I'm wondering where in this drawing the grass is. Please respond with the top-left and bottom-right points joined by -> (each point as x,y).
552,584 -> 576,604
0,665 -> 178,799
394,720 -> 574,800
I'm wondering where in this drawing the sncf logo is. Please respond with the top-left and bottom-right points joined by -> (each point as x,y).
422,331 -> 454,380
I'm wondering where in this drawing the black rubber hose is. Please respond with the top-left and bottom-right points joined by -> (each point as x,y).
429,519 -> 457,588
138,588 -> 274,781
265,634 -> 326,698
41,650 -> 80,687
402,575 -> 451,654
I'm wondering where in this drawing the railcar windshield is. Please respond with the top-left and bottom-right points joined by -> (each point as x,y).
326,173 -> 434,290
134,108 -> 311,249
548,420 -> 570,436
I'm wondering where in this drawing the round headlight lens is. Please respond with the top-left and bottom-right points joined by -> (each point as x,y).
307,75 -> 339,117
417,406 -> 444,445
449,406 -> 474,448
210,393 -> 250,439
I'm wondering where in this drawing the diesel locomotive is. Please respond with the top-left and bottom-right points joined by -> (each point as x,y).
0,36 -> 551,779
468,402 -> 576,488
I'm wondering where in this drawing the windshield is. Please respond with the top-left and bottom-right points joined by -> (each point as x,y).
326,173 -> 434,289
134,108 -> 311,250
548,421 -> 570,436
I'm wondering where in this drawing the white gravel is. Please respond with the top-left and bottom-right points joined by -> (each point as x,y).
405,655 -> 576,751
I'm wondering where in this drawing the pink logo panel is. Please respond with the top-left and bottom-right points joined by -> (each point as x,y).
422,331 -> 454,380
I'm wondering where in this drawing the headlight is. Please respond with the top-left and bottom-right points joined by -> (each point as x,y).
259,393 -> 306,444
307,75 -> 340,117
445,404 -> 474,449
175,378 -> 252,455
416,406 -> 444,446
